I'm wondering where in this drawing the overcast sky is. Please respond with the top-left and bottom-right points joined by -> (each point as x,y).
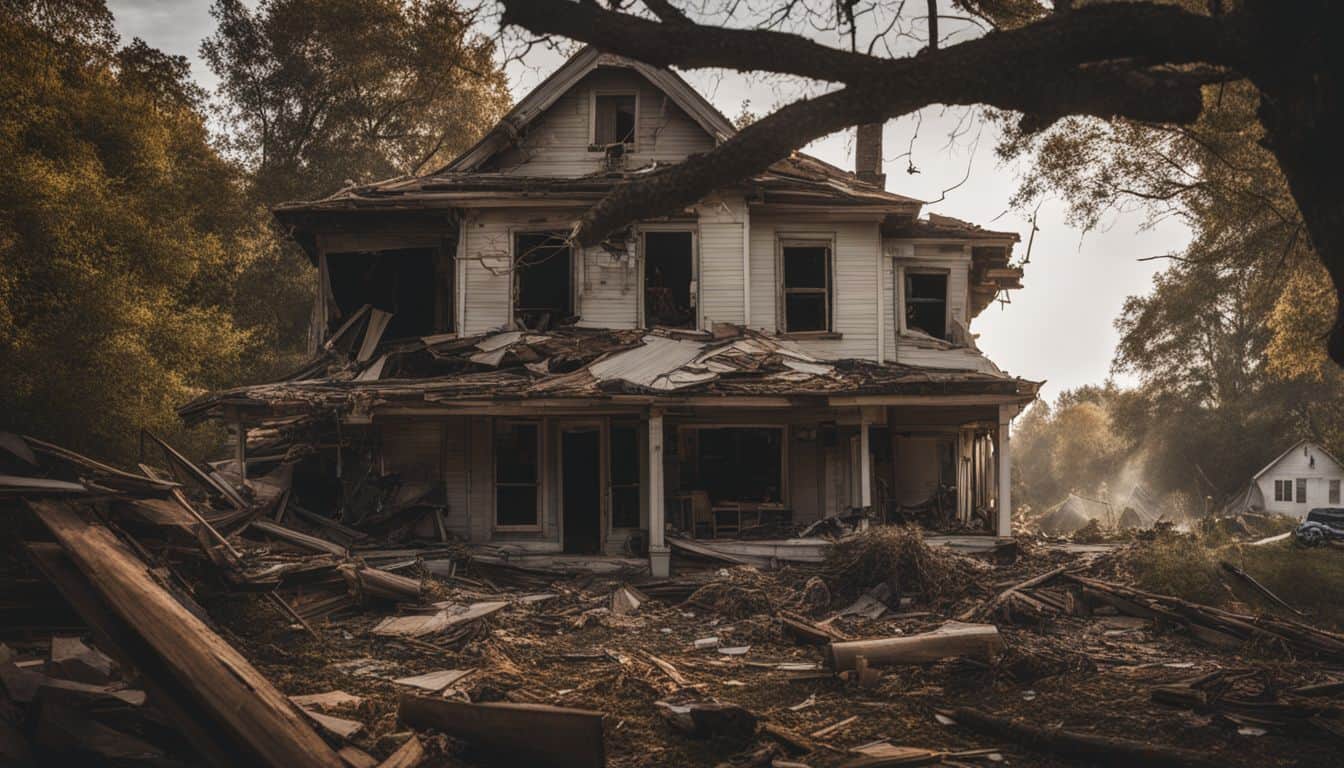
107,0 -> 1191,401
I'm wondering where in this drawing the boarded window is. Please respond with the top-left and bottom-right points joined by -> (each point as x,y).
1296,477 -> 1307,503
514,233 -> 572,330
594,93 -> 636,146
686,427 -> 784,504
644,231 -> 695,328
781,242 -> 831,332
495,421 -> 540,527
905,271 -> 948,339
610,423 -> 641,528
1330,479 -> 1340,504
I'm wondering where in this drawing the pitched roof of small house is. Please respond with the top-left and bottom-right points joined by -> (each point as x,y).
1251,439 -> 1344,481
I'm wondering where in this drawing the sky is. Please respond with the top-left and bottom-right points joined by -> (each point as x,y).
106,0 -> 1192,402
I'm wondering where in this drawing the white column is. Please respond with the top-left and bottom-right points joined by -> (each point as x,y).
859,414 -> 872,509
996,404 -> 1015,538
647,409 -> 670,577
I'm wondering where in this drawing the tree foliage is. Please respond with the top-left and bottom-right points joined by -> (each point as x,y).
203,0 -> 511,205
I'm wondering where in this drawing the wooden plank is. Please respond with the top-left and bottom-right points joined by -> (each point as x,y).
397,694 -> 604,768
826,622 -> 1001,671
252,519 -> 349,558
26,500 -> 344,768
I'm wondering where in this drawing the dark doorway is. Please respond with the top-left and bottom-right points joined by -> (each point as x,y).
562,429 -> 602,554
514,233 -> 572,330
644,231 -> 694,328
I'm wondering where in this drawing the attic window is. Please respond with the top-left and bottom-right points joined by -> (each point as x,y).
780,241 -> 832,333
594,93 -> 637,147
905,271 -> 948,339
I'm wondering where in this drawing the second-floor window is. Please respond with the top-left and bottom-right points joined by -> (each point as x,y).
780,241 -> 832,333
644,231 -> 696,329
904,270 -> 948,340
593,92 -> 637,147
514,232 -> 572,331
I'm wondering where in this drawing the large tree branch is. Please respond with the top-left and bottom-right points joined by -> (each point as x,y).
499,0 -> 1242,245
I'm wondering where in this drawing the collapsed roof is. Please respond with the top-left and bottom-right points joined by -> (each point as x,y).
180,321 -> 1040,425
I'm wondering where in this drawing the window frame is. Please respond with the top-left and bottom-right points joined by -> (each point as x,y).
589,89 -> 640,150
1274,479 -> 1291,502
493,418 -> 544,532
638,226 -> 700,330
777,237 -> 835,335
1330,479 -> 1341,505
899,267 -> 952,340
1296,477 -> 1308,503
608,421 -> 643,530
510,230 -> 575,328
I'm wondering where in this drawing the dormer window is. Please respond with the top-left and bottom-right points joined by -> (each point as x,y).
593,92 -> 637,147
904,271 -> 948,339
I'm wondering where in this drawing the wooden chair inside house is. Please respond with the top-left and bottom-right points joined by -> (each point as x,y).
687,491 -> 713,538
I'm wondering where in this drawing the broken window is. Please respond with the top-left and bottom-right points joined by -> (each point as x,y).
610,423 -> 641,528
327,247 -> 449,339
594,93 -> 637,146
781,242 -> 831,333
687,427 -> 783,504
644,231 -> 695,328
905,271 -> 948,339
514,233 -> 572,330
1296,477 -> 1307,503
495,421 -> 541,528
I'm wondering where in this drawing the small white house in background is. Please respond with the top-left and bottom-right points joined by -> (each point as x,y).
1253,440 -> 1344,517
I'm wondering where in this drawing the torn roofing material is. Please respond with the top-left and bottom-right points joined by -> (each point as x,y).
179,326 -> 1040,424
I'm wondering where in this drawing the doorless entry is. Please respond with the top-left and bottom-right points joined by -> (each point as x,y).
562,429 -> 602,554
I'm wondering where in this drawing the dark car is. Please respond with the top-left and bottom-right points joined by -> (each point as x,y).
1295,507 -> 1344,546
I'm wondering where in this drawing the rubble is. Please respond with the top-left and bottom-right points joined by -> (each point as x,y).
3,431 -> 1344,766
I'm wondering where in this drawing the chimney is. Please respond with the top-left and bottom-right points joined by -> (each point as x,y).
855,123 -> 886,188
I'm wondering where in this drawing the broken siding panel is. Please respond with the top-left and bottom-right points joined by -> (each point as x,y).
748,217 -> 779,332
697,196 -> 746,326
462,211 -> 513,334
493,69 -> 714,177
579,245 -> 639,328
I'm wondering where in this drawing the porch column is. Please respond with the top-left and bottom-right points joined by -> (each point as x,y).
996,404 -> 1015,538
859,414 -> 872,510
647,409 -> 670,577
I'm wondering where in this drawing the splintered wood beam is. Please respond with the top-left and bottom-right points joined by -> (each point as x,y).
826,622 -> 1001,671
397,695 -> 605,768
26,500 -> 344,768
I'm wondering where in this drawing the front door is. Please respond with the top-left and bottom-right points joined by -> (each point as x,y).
562,429 -> 602,554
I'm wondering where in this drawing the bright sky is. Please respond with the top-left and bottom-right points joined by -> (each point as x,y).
108,0 -> 1192,401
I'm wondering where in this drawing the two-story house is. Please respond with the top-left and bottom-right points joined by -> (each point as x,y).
182,48 -> 1038,576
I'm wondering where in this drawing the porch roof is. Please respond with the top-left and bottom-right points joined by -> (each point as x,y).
180,325 -> 1040,425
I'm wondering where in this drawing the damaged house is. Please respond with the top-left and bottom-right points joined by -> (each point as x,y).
181,48 -> 1038,577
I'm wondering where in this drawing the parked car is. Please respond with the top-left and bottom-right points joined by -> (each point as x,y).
1294,507 -> 1344,546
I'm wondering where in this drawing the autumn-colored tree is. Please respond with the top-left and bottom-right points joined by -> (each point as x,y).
203,0 -> 511,206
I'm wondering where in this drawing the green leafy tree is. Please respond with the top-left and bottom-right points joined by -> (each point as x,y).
0,0 -> 270,459
203,0 -> 511,206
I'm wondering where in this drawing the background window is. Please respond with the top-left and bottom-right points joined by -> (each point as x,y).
905,271 -> 948,339
594,93 -> 636,145
514,233 -> 572,330
782,243 -> 831,332
610,424 -> 641,528
1275,479 -> 1292,502
1296,477 -> 1307,503
495,421 -> 540,527
1330,479 -> 1340,504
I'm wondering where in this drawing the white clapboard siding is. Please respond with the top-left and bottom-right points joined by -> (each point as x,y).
579,245 -> 639,329
696,196 -> 746,327
886,240 -> 990,369
787,221 -> 882,360
749,216 -> 779,332
490,68 -> 714,177
441,417 -> 471,539
461,210 -> 514,334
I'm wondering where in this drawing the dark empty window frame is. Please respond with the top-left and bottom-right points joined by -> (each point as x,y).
780,239 -> 833,333
592,92 -> 637,148
513,232 -> 573,331
643,230 -> 696,329
610,422 -> 642,529
1296,477 -> 1307,503
495,420 -> 542,529
904,269 -> 949,340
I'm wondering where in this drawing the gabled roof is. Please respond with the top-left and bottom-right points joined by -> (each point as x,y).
442,47 -> 737,174
1252,439 -> 1344,481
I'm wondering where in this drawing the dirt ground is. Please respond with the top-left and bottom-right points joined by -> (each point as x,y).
210,538 -> 1344,767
